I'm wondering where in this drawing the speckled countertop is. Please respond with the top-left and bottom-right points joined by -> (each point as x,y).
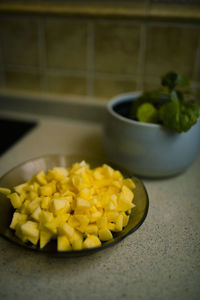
0,95 -> 200,300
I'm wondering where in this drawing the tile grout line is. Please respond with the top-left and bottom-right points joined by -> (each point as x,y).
86,21 -> 95,98
136,22 -> 147,90
38,17 -> 48,92
193,34 -> 200,85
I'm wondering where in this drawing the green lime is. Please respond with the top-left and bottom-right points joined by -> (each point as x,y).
136,103 -> 158,123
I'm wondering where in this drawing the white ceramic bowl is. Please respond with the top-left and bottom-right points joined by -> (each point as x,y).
103,92 -> 200,178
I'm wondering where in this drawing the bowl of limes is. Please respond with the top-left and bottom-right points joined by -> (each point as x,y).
103,72 -> 200,178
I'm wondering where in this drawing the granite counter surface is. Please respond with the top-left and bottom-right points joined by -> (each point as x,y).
0,109 -> 199,300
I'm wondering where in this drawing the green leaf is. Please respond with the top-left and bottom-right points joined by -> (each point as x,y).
161,72 -> 178,90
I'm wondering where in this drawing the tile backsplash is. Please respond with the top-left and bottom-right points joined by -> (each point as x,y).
0,5 -> 200,102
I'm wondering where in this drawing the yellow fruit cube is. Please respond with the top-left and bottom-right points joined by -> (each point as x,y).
98,228 -> 113,241
71,229 -> 83,242
44,218 -> 58,234
52,199 -> 70,213
107,222 -> 116,231
31,206 -> 42,222
40,230 -> 52,248
10,212 -> 27,230
76,197 -> 91,209
39,185 -> 53,196
20,221 -> 39,239
115,215 -> 123,232
58,223 -> 74,239
96,216 -> 107,229
68,215 -> 80,228
36,170 -> 47,185
40,210 -> 53,223
85,224 -> 98,235
27,197 -> 40,214
0,187 -> 11,195
105,211 -> 119,222
71,239 -> 83,251
7,192 -> 23,208
74,214 -> 89,226
123,178 -> 135,189
57,235 -> 72,251
122,213 -> 130,227
83,235 -> 101,249
40,196 -> 51,209
90,211 -> 102,223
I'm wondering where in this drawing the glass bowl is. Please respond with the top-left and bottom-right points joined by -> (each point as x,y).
0,154 -> 149,257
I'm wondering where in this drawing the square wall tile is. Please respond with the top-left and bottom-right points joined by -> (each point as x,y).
45,20 -> 87,71
144,25 -> 200,79
46,74 -> 87,96
0,18 -> 39,66
5,71 -> 41,91
94,23 -> 141,75
94,77 -> 137,99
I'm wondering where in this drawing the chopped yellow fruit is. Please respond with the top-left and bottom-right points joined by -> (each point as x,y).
4,160 -> 135,251
7,192 -> 23,208
99,228 -> 113,241
39,185 -> 53,196
76,197 -> 91,209
83,235 -> 101,249
57,235 -> 72,251
115,214 -> 123,232
10,212 -> 27,230
31,206 -> 42,221
52,199 -> 70,213
36,170 -> 47,185
122,213 -> 130,227
40,211 -> 53,223
40,230 -> 52,249
26,197 -> 40,214
21,221 -> 39,239
58,223 -> 74,239
0,187 -> 11,195
40,196 -> 51,209
74,214 -> 89,226
85,224 -> 98,235
71,239 -> 83,251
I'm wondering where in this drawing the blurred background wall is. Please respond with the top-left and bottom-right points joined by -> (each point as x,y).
0,0 -> 200,102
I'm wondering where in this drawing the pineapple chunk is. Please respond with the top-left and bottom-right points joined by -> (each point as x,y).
10,212 -> 27,230
83,235 -> 101,249
36,170 -> 47,185
85,224 -> 98,235
40,210 -> 53,223
21,221 -> 39,239
58,223 -> 74,239
27,197 -> 40,214
57,235 -> 72,251
115,214 -> 123,232
71,240 -> 83,250
99,228 -> 113,241
7,192 -> 23,208
0,187 -> 11,195
41,196 -> 51,209
122,213 -> 130,227
74,214 -> 89,226
4,161 -> 136,250
39,185 -> 53,196
31,206 -> 42,221
40,230 -> 52,248
76,197 -> 91,209
52,199 -> 70,213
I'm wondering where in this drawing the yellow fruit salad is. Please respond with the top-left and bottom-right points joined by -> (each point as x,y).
1,161 -> 136,251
